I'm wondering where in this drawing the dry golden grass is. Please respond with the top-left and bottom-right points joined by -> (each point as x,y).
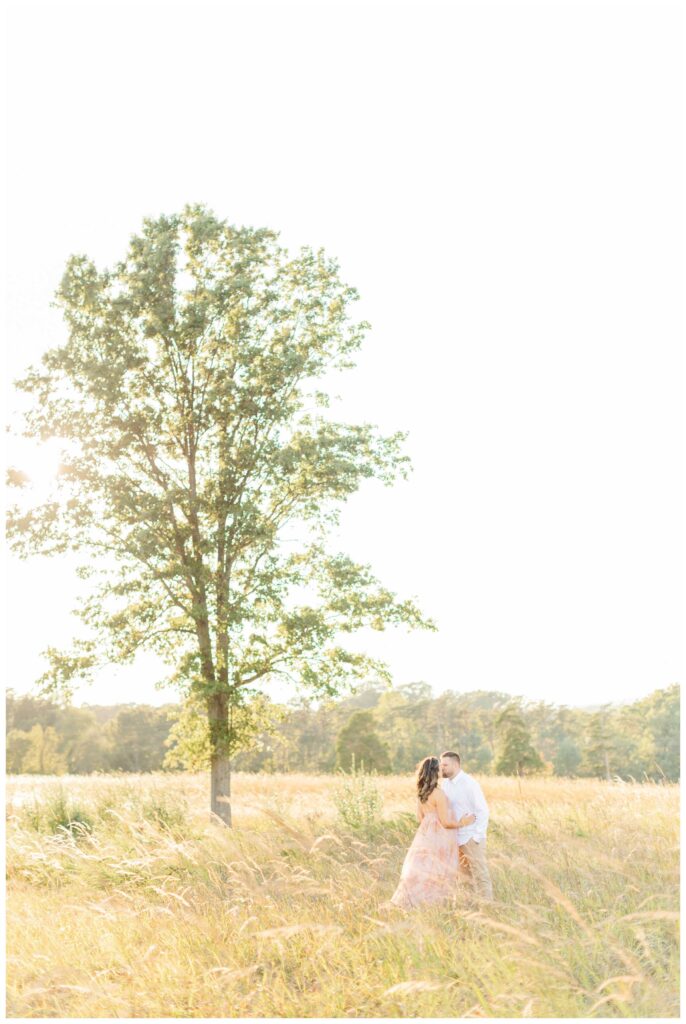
6,772 -> 679,1018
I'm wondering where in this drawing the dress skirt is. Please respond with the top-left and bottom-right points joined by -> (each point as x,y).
390,809 -> 460,909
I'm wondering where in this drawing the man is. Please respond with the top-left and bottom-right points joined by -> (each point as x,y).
440,750 -> 493,901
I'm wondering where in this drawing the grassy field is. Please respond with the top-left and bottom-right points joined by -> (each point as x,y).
5,771 -> 679,1018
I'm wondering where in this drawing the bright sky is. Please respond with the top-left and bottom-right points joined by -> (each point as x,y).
4,0 -> 683,711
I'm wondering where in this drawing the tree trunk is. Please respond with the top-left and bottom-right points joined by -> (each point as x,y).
210,752 -> 232,827
208,691 -> 232,826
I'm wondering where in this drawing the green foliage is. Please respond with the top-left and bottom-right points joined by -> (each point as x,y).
6,699 -> 108,773
553,736 -> 582,777
140,792 -> 188,835
51,706 -> 111,773
19,724 -> 68,775
579,707 -> 616,779
494,704 -> 544,776
20,785 -> 95,838
372,688 -> 430,772
162,689 -> 286,770
632,684 -> 680,780
331,757 -> 383,836
6,729 -> 34,773
105,706 -> 174,772
424,690 -> 501,771
6,206 -> 434,813
17,781 -> 188,842
6,683 -> 680,783
335,710 -> 391,773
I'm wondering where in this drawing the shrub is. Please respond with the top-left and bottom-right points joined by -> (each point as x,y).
20,785 -> 95,838
141,792 -> 188,833
331,756 -> 383,836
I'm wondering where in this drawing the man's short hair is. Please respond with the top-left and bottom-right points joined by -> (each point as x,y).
440,751 -> 461,763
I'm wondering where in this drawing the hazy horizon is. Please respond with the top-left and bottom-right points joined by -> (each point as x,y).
7,675 -> 675,714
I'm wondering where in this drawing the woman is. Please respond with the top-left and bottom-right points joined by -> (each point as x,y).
389,755 -> 476,909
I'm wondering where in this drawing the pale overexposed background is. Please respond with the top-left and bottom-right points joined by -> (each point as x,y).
4,0 -> 683,708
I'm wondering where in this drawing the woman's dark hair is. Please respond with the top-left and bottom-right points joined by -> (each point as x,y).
416,756 -> 440,803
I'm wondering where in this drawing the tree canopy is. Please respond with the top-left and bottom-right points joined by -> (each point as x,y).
7,205 -> 434,822
7,684 -> 679,783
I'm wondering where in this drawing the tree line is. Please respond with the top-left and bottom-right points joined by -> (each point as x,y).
8,207 -> 680,823
6,682 -> 679,781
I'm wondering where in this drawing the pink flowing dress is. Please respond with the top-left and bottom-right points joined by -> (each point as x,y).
390,808 -> 460,909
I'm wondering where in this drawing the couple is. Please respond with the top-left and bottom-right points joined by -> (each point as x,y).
389,751 -> 493,910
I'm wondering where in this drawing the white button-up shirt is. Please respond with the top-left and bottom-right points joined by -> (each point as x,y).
440,770 -> 489,846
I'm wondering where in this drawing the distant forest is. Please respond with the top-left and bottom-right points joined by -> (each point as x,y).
6,682 -> 679,782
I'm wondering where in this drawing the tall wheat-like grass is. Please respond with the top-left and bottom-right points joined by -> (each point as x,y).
6,772 -> 679,1018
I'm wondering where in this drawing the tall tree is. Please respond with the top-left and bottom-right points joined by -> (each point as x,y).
335,710 -> 391,773
7,205 -> 433,824
579,707 -> 616,780
638,684 -> 680,781
374,688 -> 431,771
105,706 -> 173,772
21,724 -> 68,774
55,705 -> 113,773
6,730 -> 33,773
6,690 -> 59,732
552,736 -> 582,777
494,703 -> 543,776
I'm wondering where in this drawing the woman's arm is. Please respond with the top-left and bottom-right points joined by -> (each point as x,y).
434,789 -> 457,828
435,789 -> 476,829
416,798 -> 425,823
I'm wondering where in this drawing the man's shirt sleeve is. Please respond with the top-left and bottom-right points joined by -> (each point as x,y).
470,777 -> 489,839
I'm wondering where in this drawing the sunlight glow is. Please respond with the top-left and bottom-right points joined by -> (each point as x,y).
9,437 -> 65,494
